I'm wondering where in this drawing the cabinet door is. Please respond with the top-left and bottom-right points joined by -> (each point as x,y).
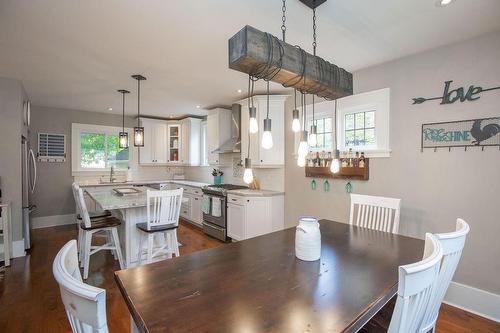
154,122 -> 168,164
207,113 -> 219,165
245,198 -> 271,238
180,120 -> 189,165
227,203 -> 245,241
258,99 -> 285,166
180,193 -> 192,220
139,120 -> 155,164
167,124 -> 181,164
191,195 -> 203,226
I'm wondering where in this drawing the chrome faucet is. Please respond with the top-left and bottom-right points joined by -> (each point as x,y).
110,165 -> 116,183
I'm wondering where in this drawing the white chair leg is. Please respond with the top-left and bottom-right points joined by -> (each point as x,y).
165,232 -> 172,259
77,226 -> 82,262
111,227 -> 124,269
109,230 -> 117,260
83,231 -> 92,279
137,232 -> 143,266
147,234 -> 154,263
172,231 -> 180,257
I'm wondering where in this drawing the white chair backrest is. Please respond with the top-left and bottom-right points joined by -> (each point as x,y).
146,189 -> 183,230
77,187 -> 92,228
72,183 -> 82,216
419,219 -> 470,333
349,193 -> 401,233
53,240 -> 108,333
388,233 -> 443,333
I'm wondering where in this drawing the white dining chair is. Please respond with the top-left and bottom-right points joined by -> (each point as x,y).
71,183 -> 111,262
53,240 -> 109,333
76,187 -> 124,279
136,189 -> 183,265
349,193 -> 401,234
419,219 -> 470,333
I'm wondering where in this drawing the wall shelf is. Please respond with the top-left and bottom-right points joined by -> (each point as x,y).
305,159 -> 369,180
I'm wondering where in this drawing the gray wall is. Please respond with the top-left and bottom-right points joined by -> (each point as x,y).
0,77 -> 26,241
284,31 -> 500,294
29,106 -> 136,218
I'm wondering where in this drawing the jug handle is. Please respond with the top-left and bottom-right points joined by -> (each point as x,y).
296,225 -> 308,233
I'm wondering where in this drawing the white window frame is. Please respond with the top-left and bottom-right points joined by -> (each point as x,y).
305,106 -> 334,153
337,88 -> 391,158
71,123 -> 135,174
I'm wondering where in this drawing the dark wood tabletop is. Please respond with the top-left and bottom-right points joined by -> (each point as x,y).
114,220 -> 424,333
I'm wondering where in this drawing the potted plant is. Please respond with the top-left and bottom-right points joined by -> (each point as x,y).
212,168 -> 223,185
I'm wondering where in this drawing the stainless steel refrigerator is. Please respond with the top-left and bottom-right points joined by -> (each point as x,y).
21,136 -> 37,249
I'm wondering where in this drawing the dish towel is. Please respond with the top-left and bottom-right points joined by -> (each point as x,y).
211,197 -> 222,217
202,195 -> 211,214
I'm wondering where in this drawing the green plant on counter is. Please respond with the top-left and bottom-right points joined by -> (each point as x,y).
211,168 -> 224,176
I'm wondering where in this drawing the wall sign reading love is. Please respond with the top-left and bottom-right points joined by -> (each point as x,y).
413,80 -> 500,105
421,117 -> 500,150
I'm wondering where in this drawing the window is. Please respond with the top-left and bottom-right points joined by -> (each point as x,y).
344,111 -> 375,148
200,120 -> 209,166
80,132 -> 129,169
307,117 -> 333,151
72,123 -> 132,173
337,88 -> 391,157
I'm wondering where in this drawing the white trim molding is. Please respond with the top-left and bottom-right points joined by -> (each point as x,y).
444,281 -> 500,322
32,214 -> 77,229
12,239 -> 26,258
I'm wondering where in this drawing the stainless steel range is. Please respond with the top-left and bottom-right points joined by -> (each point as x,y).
201,184 -> 247,241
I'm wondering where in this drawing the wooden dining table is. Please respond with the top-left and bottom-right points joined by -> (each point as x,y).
114,220 -> 424,333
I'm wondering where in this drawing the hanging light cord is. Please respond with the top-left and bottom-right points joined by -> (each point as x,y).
247,75 -> 252,159
122,92 -> 125,131
294,88 -> 297,110
281,0 -> 286,42
137,79 -> 140,126
266,81 -> 270,119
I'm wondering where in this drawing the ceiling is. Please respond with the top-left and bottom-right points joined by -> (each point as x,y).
1,0 -> 499,118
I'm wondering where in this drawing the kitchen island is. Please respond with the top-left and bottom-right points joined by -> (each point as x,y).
86,186 -> 189,268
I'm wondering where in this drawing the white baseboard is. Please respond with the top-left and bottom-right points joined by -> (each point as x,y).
12,239 -> 25,258
32,214 -> 76,229
444,281 -> 500,322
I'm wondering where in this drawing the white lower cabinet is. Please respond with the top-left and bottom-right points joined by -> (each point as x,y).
227,194 -> 284,241
177,185 -> 203,227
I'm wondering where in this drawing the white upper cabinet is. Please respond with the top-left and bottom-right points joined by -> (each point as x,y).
239,95 -> 287,167
167,123 -> 181,164
207,108 -> 232,165
139,118 -> 168,165
180,117 -> 202,166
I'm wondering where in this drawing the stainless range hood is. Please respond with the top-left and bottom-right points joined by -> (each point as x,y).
212,103 -> 241,153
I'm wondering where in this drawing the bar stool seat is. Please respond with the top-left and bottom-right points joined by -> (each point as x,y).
80,216 -> 121,230
77,210 -> 111,220
136,222 -> 177,233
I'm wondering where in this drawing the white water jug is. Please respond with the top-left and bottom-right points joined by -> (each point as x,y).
295,217 -> 321,261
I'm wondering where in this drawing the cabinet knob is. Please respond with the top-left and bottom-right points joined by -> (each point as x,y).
247,200 -> 250,202
261,160 -> 263,162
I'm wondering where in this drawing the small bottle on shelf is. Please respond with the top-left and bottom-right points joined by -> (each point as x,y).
359,152 -> 365,168
341,151 -> 348,168
348,148 -> 353,167
354,151 -> 359,167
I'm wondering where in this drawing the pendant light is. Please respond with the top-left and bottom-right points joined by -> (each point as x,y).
261,81 -> 273,149
297,92 -> 309,167
132,74 -> 146,147
330,99 -> 341,173
117,89 -> 130,149
309,95 -> 318,146
292,89 -> 301,132
248,77 -> 258,134
243,76 -> 254,184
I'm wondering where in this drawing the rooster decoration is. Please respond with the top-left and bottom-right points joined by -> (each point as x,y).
470,119 -> 500,145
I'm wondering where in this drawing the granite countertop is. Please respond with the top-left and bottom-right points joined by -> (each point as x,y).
85,186 -> 189,210
227,189 -> 284,197
78,179 -> 210,188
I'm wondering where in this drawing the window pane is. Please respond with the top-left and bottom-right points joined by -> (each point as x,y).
345,130 -> 355,147
107,135 -> 129,169
316,119 -> 324,133
324,133 -> 333,151
345,114 -> 354,130
317,134 -> 325,148
354,129 -> 365,146
365,111 -> 375,128
365,128 -> 376,145
308,119 -> 313,130
355,112 -> 365,129
80,133 -> 106,168
324,118 -> 332,132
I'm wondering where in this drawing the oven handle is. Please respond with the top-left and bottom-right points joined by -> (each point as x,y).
202,222 -> 225,232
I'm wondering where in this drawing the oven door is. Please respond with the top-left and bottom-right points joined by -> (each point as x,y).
202,194 -> 226,228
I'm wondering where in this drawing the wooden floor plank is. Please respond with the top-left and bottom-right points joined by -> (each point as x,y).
0,222 -> 497,332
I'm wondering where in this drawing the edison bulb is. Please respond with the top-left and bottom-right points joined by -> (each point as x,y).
249,117 -> 259,134
308,133 -> 317,146
330,158 -> 340,173
262,131 -> 273,149
243,167 -> 254,184
298,140 -> 309,157
292,118 -> 301,132
297,154 -> 306,167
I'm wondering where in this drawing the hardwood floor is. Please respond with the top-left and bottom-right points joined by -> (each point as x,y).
0,222 -> 498,333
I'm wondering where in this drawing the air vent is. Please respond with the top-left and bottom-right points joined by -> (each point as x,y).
38,133 -> 66,162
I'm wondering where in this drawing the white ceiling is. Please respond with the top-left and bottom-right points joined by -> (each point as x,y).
1,0 -> 499,117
